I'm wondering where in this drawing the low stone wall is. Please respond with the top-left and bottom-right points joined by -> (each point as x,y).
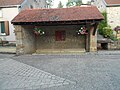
109,40 -> 120,50
116,31 -> 120,39
97,40 -> 120,50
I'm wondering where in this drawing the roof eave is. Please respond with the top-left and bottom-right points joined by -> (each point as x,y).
12,19 -> 103,25
0,5 -> 21,8
106,4 -> 120,7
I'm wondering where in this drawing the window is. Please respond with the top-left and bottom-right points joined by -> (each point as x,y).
0,21 -> 9,35
55,31 -> 66,41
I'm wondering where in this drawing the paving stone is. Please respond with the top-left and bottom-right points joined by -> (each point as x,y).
1,51 -> 120,90
0,58 -> 74,90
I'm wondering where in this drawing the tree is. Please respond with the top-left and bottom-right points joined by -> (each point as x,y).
46,0 -> 54,8
99,12 -> 107,34
58,1 -> 64,8
66,0 -> 82,7
98,12 -> 117,40
75,0 -> 82,6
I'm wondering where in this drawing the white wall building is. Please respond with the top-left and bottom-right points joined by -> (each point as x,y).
0,0 -> 47,43
91,0 -> 120,29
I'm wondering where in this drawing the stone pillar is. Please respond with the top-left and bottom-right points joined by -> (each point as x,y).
89,26 -> 97,52
85,34 -> 89,52
14,25 -> 24,55
14,25 -> 36,55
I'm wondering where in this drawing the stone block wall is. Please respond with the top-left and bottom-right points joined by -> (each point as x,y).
116,31 -> 120,39
14,25 -> 36,55
107,7 -> 120,29
89,27 -> 97,52
109,40 -> 120,50
14,24 -> 98,55
36,25 -> 85,51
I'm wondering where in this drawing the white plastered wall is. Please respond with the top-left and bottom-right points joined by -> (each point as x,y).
0,7 -> 19,43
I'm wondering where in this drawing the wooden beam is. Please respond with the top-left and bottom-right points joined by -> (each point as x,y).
12,19 -> 102,26
93,23 -> 99,36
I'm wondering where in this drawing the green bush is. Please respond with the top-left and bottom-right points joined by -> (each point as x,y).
102,26 -> 113,38
98,12 -> 117,41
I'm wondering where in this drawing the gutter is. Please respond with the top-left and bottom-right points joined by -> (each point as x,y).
104,0 -> 120,7
0,0 -> 26,8
106,4 -> 120,7
0,5 -> 21,8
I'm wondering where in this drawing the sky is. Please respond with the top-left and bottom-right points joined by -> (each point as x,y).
53,0 -> 91,8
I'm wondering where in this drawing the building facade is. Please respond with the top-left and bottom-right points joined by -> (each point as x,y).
12,6 -> 103,55
91,0 -> 120,30
0,0 -> 47,44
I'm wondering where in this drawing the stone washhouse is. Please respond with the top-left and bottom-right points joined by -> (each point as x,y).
12,6 -> 104,55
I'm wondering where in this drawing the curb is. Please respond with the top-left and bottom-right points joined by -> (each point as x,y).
0,52 -> 16,54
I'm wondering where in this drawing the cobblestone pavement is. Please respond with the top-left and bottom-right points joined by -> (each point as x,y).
0,51 -> 120,90
0,58 -> 75,90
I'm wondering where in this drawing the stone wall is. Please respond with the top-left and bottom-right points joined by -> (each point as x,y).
92,0 -> 106,12
14,25 -> 36,55
14,24 -> 98,55
109,40 -> 120,50
20,0 -> 47,11
36,25 -> 85,52
107,7 -> 120,29
116,31 -> 120,39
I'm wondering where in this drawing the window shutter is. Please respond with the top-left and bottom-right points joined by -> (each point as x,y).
55,31 -> 66,41
1,22 -> 5,33
4,21 -> 9,35
55,31 -> 61,41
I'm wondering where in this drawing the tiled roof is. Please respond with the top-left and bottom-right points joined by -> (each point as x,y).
105,0 -> 120,5
12,6 -> 104,23
0,0 -> 24,6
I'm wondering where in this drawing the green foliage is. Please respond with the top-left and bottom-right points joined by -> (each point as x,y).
46,0 -> 54,8
110,35 -> 118,41
66,0 -> 82,7
98,12 -> 117,41
98,12 -> 107,35
34,27 -> 45,36
75,0 -> 82,6
57,1 -> 64,8
102,26 -> 113,38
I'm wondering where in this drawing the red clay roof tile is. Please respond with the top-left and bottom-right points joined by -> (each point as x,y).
105,0 -> 120,5
12,6 -> 104,23
0,0 -> 24,6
